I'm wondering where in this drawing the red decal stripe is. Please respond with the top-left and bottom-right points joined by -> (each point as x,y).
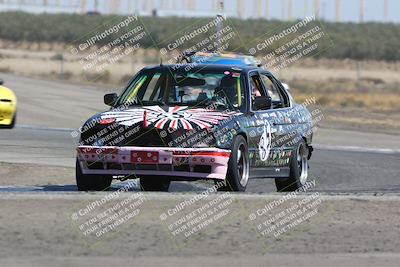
192,152 -> 231,157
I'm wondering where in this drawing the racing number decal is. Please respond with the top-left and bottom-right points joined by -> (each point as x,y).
259,121 -> 272,161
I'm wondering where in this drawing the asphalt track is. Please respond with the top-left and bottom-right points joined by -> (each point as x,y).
0,125 -> 399,194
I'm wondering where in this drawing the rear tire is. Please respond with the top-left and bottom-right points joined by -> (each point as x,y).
275,140 -> 309,192
140,176 -> 170,192
218,135 -> 249,192
76,159 -> 112,191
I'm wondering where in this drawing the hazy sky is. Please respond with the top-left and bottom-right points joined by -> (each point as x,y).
0,0 -> 399,23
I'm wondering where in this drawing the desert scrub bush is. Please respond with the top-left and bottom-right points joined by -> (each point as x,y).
1,12 -> 400,61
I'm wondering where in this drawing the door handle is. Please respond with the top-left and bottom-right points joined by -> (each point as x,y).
273,120 -> 296,125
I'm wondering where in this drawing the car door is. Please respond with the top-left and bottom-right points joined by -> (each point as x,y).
246,71 -> 284,178
258,72 -> 299,174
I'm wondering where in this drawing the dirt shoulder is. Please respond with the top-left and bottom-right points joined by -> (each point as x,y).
0,162 -> 73,186
1,254 -> 400,267
0,193 -> 399,266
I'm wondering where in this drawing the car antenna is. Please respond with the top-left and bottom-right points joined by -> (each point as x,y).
160,57 -> 163,67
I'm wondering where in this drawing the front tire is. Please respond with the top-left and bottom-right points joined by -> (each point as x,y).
218,135 -> 250,192
140,176 -> 170,192
275,140 -> 309,192
76,159 -> 112,191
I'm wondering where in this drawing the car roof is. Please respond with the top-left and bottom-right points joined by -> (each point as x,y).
143,64 -> 269,75
191,53 -> 259,67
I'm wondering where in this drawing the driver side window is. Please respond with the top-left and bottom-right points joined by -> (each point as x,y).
250,74 -> 272,112
250,74 -> 265,99
260,74 -> 285,108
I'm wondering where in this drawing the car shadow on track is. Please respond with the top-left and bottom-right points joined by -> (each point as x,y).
0,181 -> 211,193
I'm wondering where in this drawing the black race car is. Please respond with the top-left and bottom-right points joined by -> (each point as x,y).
76,63 -> 313,192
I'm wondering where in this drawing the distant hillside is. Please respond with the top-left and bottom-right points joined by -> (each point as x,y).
1,11 -> 399,61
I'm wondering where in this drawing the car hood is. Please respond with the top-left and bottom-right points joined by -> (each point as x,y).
100,105 -> 239,131
0,86 -> 17,103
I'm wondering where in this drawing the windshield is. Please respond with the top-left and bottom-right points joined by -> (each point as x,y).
117,69 -> 245,110
192,55 -> 258,67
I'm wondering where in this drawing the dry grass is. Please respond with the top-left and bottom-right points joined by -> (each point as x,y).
280,58 -> 400,84
0,56 -> 146,85
326,115 -> 400,129
294,92 -> 400,113
294,90 -> 400,133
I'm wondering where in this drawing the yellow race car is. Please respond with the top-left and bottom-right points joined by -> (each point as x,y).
0,79 -> 17,129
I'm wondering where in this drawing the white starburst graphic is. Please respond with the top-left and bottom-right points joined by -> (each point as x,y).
101,106 -> 237,130
259,121 -> 272,161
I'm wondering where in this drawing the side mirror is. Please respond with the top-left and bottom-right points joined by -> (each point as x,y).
0,79 -> 3,85
253,96 -> 272,110
104,93 -> 118,106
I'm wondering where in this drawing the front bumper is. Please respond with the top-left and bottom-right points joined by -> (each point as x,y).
77,146 -> 231,180
0,104 -> 15,125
